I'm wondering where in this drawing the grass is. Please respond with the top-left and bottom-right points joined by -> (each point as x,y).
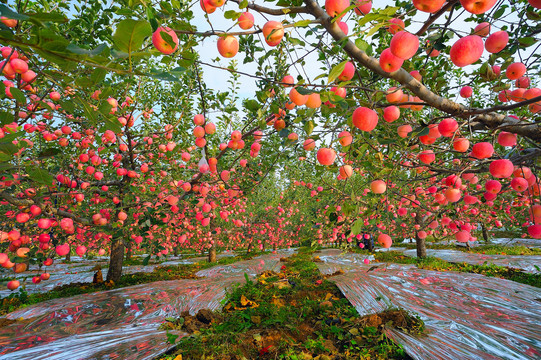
0,251 -> 262,316
158,247 -> 423,360
398,243 -> 541,256
373,251 -> 541,288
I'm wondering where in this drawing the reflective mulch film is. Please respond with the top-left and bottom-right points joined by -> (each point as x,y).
400,248 -> 541,274
490,238 -> 541,248
316,249 -> 541,360
0,250 -> 293,360
0,254 -> 235,298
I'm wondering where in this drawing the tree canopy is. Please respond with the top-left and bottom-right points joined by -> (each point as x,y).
0,0 -> 540,289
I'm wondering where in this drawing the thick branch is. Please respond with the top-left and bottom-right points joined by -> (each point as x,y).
230,0 -> 308,16
303,0 -> 541,141
464,95 -> 541,115
0,191 -> 93,226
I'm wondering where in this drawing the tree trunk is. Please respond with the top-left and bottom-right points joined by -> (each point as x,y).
65,248 -> 71,262
246,241 -> 252,254
416,233 -> 427,258
208,242 -> 216,263
481,223 -> 489,243
106,237 -> 124,282
125,241 -> 132,261
415,213 -> 427,258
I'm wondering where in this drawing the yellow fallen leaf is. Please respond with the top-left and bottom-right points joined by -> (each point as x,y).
271,296 -> 285,308
240,295 -> 259,308
173,355 -> 182,360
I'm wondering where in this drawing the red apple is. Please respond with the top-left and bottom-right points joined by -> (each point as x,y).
238,12 -> 254,30
262,21 -> 284,47
325,0 -> 350,20
473,22 -> 490,37
352,106 -> 378,132
529,0 -> 541,9
505,62 -> 526,80
317,148 -> 336,165
338,61 -> 355,81
460,86 -> 473,98
217,35 -> 239,58
152,27 -> 179,55
460,0 -> 497,14
390,31 -> 419,60
413,0 -> 446,13
450,35 -> 484,67
379,48 -> 404,73
7,280 -> 19,291
354,0 -> 372,15
485,31 -> 508,53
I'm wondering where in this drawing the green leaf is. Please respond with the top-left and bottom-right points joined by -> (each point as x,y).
380,6 -> 399,16
0,143 -> 17,156
245,99 -> 260,111
166,331 -> 179,344
104,118 -> 122,133
493,7 -> 505,19
328,60 -> 347,83
295,87 -> 313,95
38,148 -> 62,158
0,154 -> 13,164
329,212 -> 338,223
75,96 -> 97,123
304,120 -> 314,136
0,5 -> 29,20
0,111 -> 11,125
355,39 -> 373,56
145,6 -> 158,32
112,19 -> 151,54
59,100 -> 75,113
26,166 -> 54,186
293,19 -> 312,27
224,10 -> 241,20
146,68 -> 182,82
66,43 -> 108,56
518,37 -> 537,47
9,87 -> 26,104
367,23 -> 385,37
27,12 -> 68,23
143,255 -> 151,265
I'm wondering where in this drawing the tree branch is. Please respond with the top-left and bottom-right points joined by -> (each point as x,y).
229,0 -> 308,16
416,0 -> 459,36
0,191 -> 93,226
303,0 -> 541,141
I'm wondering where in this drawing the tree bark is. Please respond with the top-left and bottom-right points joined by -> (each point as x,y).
415,213 -> 427,258
65,249 -> 71,262
416,233 -> 427,258
208,242 -> 217,263
482,223 -> 489,243
106,237 -> 124,282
